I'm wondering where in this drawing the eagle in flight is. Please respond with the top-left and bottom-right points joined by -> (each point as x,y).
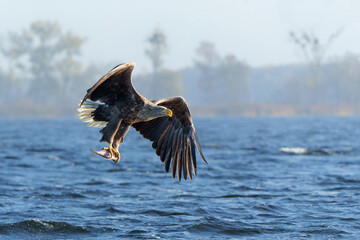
78,62 -> 207,181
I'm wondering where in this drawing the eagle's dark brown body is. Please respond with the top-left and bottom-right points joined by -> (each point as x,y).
78,62 -> 207,181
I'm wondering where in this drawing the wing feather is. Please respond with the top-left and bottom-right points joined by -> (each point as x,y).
132,97 -> 207,180
186,138 -> 193,180
164,146 -> 173,173
155,124 -> 171,155
141,120 -> 159,140
164,128 -> 178,172
151,119 -> 170,149
159,126 -> 174,162
80,62 -> 140,106
182,134 -> 187,180
190,135 -> 197,176
171,132 -> 181,179
176,133 -> 184,181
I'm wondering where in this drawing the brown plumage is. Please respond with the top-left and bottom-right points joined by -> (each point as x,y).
78,62 -> 207,181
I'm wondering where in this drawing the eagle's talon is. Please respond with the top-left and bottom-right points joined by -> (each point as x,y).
101,146 -> 120,162
112,148 -> 120,163
91,146 -> 119,162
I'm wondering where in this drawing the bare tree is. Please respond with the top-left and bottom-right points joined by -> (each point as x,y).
194,41 -> 220,104
0,20 -> 85,103
289,29 -> 342,103
145,29 -> 167,98
336,54 -> 360,104
220,54 -> 250,104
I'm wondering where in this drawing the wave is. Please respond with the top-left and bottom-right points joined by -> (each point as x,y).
202,144 -> 229,150
0,219 -> 89,235
140,209 -> 190,216
186,217 -> 262,236
4,155 -> 20,160
41,192 -> 86,198
25,147 -> 64,153
280,147 -> 334,155
215,194 -> 282,199
0,218 -> 120,237
280,147 -> 308,154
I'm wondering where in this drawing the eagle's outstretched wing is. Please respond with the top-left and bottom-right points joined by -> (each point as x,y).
80,62 -> 140,106
79,62 -> 142,144
132,97 -> 207,181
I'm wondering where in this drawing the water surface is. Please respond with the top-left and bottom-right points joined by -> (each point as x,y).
1,117 -> 360,239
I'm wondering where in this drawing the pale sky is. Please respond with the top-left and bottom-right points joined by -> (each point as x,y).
1,0 -> 360,72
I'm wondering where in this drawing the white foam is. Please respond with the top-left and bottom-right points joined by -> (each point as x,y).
280,147 -> 308,154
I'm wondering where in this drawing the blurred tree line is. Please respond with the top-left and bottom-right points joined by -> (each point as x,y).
0,20 -> 259,115
0,21 -> 90,104
1,21 -> 360,116
194,41 -> 251,105
270,29 -> 360,106
271,54 -> 360,106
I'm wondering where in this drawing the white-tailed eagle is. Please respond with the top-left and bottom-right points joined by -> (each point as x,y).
78,62 -> 207,181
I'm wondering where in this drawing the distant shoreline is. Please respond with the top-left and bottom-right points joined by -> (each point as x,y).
1,103 -> 360,118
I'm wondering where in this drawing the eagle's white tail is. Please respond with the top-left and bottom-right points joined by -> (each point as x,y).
77,100 -> 107,128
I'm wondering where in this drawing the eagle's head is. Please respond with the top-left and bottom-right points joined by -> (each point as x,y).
138,105 -> 173,122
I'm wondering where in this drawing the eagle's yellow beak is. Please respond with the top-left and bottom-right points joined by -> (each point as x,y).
163,108 -> 173,117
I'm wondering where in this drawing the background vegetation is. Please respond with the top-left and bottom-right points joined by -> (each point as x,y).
0,21 -> 359,117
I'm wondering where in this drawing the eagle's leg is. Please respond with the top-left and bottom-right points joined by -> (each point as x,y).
95,118 -> 123,163
94,122 -> 129,163
109,123 -> 131,163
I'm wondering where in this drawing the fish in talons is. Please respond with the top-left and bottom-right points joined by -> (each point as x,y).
91,146 -> 120,163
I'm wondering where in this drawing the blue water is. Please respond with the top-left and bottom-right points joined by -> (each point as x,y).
1,117 -> 360,239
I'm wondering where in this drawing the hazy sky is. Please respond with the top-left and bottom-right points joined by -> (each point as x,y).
1,0 -> 360,72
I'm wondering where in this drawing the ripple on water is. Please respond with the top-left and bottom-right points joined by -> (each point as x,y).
216,194 -> 283,199
0,219 -> 89,235
0,218 -> 120,238
140,209 -> 191,216
4,156 -> 20,160
279,147 -> 355,156
25,147 -> 64,153
187,216 -> 262,236
300,224 -> 348,236
106,207 -> 126,214
41,192 -> 86,199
